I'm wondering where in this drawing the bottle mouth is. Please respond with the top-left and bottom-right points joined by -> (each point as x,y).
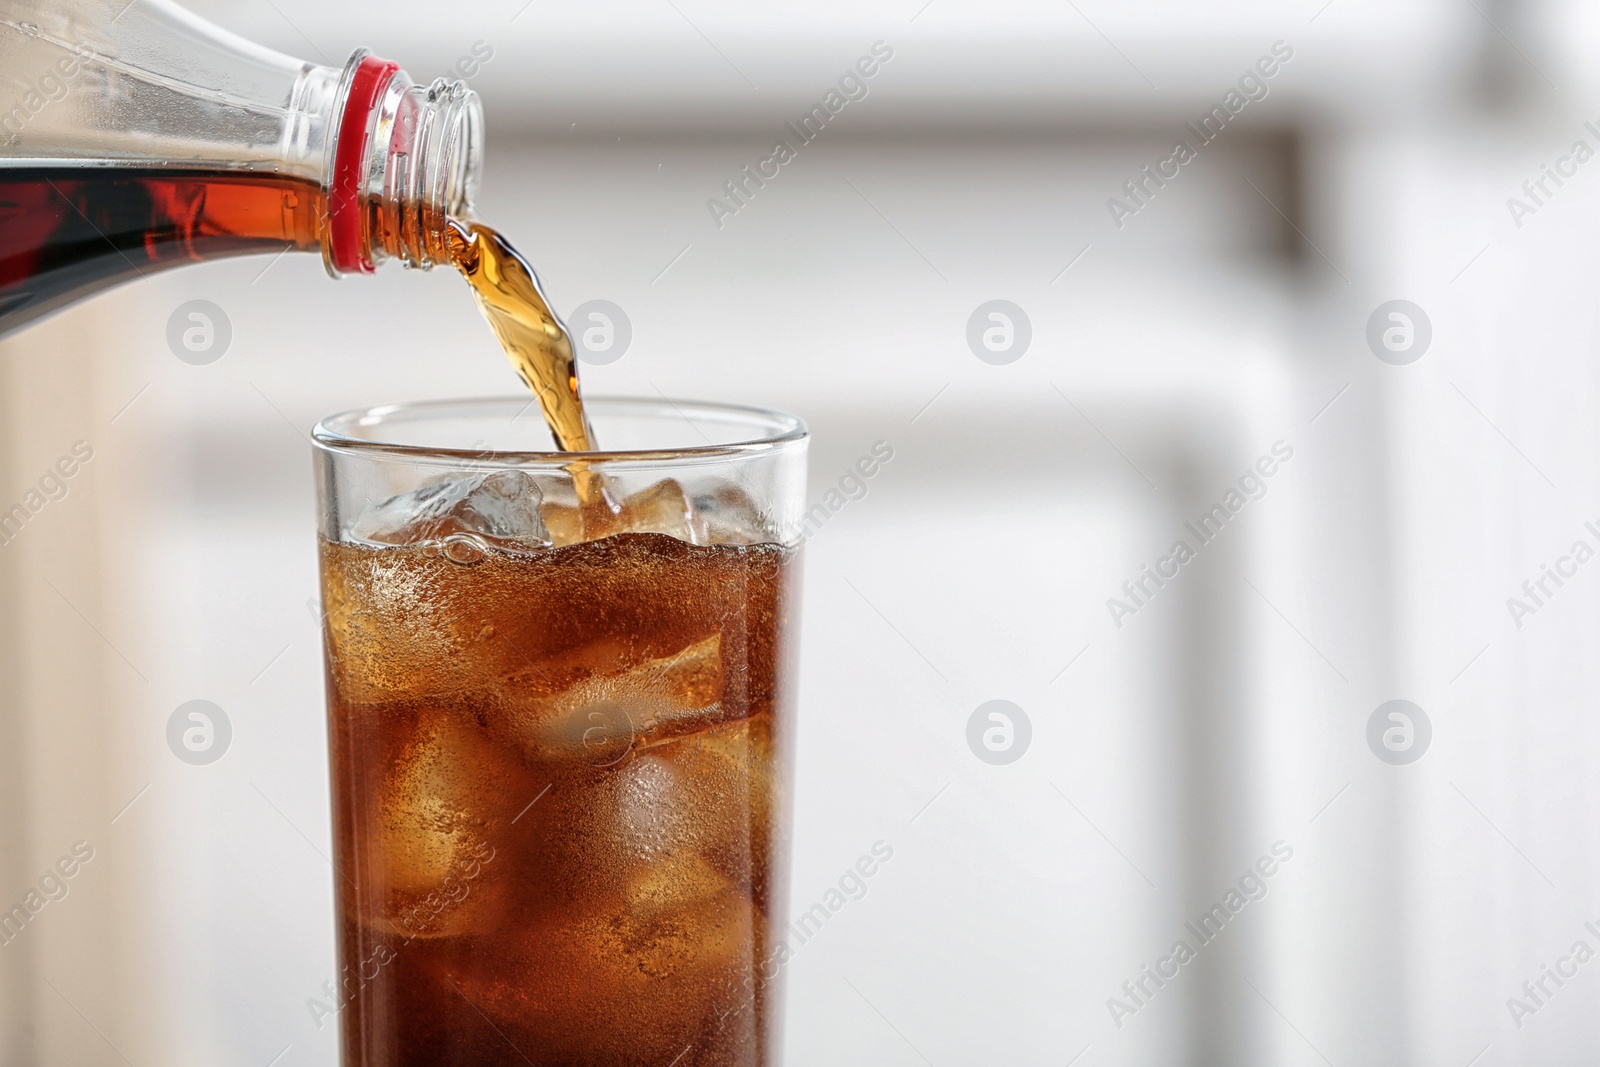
326,51 -> 484,275
398,77 -> 484,266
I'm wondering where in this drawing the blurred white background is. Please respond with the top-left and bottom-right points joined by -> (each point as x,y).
6,0 -> 1600,1064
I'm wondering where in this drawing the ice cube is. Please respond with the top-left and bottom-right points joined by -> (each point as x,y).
452,724 -> 770,1057
320,547 -> 456,701
320,544 -> 496,702
539,496 -> 587,548
655,716 -> 778,897
356,707 -> 528,940
695,482 -> 779,545
540,478 -> 709,546
353,470 -> 550,555
453,849 -> 758,1059
608,479 -> 705,543
532,712 -> 773,913
505,633 -> 729,767
603,851 -> 750,978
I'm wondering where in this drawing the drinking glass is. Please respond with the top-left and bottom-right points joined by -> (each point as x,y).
312,397 -> 807,1066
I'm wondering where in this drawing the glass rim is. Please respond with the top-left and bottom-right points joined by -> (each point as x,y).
312,395 -> 809,466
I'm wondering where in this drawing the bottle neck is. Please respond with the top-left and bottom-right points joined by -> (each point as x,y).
326,53 -> 483,276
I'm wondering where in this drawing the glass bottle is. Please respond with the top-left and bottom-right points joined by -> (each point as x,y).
0,0 -> 482,337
